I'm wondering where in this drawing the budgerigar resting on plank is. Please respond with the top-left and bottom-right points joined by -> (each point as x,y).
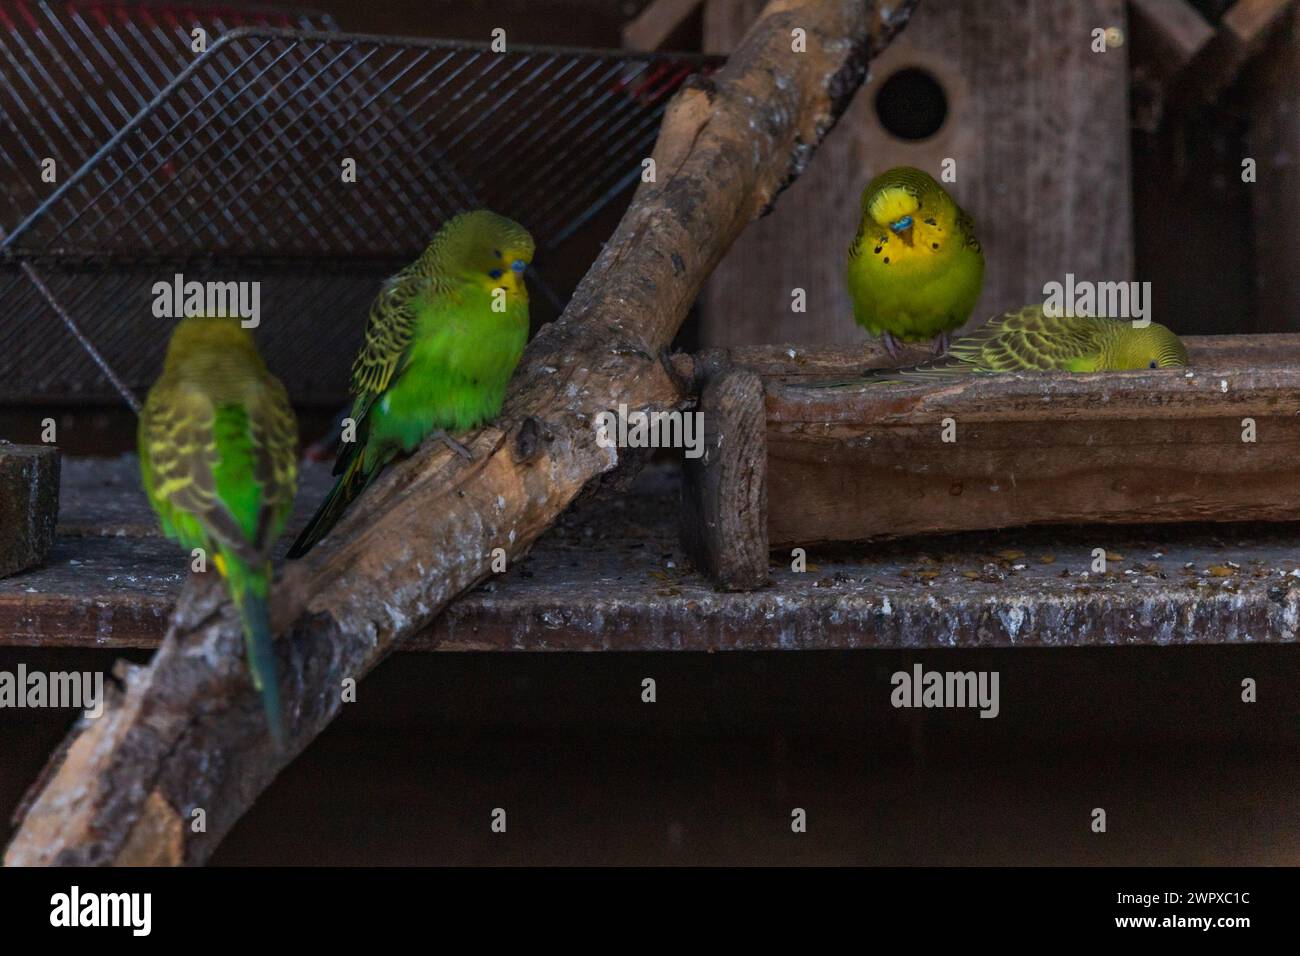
808,304 -> 1189,387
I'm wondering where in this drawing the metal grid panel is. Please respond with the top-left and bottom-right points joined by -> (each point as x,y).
0,0 -> 338,231
1,25 -> 718,404
5,29 -> 712,258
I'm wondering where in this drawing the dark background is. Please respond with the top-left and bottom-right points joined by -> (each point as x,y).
3,644 -> 1297,864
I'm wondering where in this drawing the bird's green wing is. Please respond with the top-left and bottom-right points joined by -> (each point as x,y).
348,271 -> 430,420
245,376 -> 299,551
140,384 -> 260,563
140,379 -> 295,562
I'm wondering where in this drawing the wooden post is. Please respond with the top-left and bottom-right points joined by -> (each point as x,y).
0,445 -> 59,579
1245,3 -> 1300,332
681,367 -> 768,590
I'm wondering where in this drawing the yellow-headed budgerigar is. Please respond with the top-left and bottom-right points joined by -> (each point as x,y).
847,166 -> 985,357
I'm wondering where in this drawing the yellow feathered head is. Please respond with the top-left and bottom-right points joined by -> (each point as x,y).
425,210 -> 535,302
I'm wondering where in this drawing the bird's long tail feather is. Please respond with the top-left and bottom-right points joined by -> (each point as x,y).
286,452 -> 367,558
225,553 -> 284,749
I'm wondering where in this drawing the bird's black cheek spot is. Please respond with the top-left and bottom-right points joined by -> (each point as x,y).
932,243 -> 940,250
883,257 -> 890,264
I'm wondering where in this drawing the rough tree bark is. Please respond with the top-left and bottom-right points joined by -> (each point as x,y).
5,0 -> 919,866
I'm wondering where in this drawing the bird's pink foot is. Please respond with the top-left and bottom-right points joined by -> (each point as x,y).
880,331 -> 901,360
932,332 -> 951,355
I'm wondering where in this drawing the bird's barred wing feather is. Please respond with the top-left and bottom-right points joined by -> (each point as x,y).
947,306 -> 1101,372
248,376 -> 298,552
349,272 -> 428,411
141,377 -> 296,562
955,207 -> 981,253
819,307 -> 1106,386
141,385 -> 263,564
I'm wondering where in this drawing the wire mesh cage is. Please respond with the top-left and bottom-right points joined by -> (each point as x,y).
0,0 -> 339,232
1,7 -> 720,405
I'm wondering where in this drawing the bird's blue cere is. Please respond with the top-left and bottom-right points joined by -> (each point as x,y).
889,215 -> 913,234
511,259 -> 527,274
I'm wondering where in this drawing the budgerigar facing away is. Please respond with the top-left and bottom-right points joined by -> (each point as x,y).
847,166 -> 985,356
813,305 -> 1188,386
139,316 -> 298,746
288,209 -> 534,558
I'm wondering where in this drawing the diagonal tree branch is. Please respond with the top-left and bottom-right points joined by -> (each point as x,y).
5,0 -> 919,866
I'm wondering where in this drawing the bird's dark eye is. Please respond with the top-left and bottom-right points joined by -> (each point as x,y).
488,269 -> 504,280
1149,360 -> 1159,369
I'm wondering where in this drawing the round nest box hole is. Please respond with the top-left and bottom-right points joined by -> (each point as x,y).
875,67 -> 949,142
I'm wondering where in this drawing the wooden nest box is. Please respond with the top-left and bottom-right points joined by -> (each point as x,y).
701,0 -> 1131,349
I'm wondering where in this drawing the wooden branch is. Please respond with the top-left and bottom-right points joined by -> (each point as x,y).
4,0 -> 919,866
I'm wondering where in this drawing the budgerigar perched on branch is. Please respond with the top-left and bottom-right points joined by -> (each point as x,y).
288,210 -> 534,558
809,304 -> 1189,387
139,316 -> 298,746
847,166 -> 985,357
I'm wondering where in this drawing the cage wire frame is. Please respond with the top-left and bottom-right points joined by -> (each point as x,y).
0,1 -> 340,232
0,0 -> 341,408
1,21 -> 721,406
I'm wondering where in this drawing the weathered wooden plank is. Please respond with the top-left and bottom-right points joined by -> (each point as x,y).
700,0 -> 1131,347
713,334 -> 1300,379
6,462 -> 1300,650
0,445 -> 60,578
761,336 -> 1300,543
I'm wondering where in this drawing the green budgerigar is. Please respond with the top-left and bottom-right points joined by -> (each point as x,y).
847,166 -> 985,357
288,210 -> 534,558
812,304 -> 1189,387
139,316 -> 298,745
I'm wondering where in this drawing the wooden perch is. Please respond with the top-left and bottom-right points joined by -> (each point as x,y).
4,0 -> 919,866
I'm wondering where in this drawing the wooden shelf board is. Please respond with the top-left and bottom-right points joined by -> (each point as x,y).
3,456 -> 1300,650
